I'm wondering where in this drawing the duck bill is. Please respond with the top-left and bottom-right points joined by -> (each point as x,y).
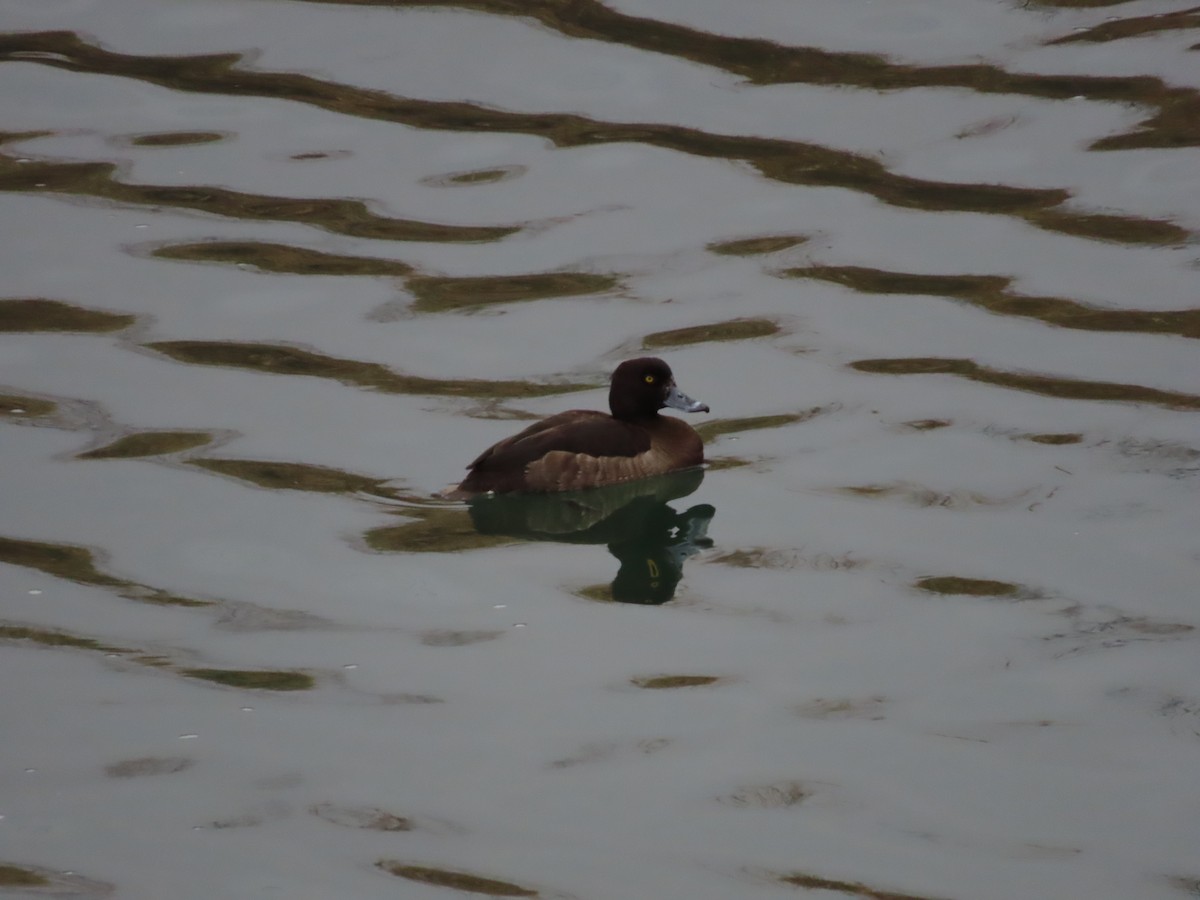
664,384 -> 710,414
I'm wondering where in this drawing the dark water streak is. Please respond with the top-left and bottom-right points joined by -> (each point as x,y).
0,32 -> 1187,245
291,0 -> 1200,150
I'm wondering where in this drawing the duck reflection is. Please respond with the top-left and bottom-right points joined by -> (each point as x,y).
467,468 -> 714,605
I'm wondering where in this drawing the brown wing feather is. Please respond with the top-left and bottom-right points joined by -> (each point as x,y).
467,411 -> 651,474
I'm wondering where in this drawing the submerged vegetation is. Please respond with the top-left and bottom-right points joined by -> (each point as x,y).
0,136 -> 517,245
0,393 -> 56,418
1,8 -> 1195,896
365,507 -> 517,553
0,865 -> 49,887
407,272 -> 620,312
0,31 -> 1193,245
0,535 -> 213,607
152,241 -> 414,276
632,675 -> 722,689
79,431 -> 213,459
377,862 -> 538,897
0,624 -> 128,654
125,130 -> 226,146
1022,433 -> 1084,445
286,0 -> 1200,152
0,605 -> 320,690
787,266 -> 1200,336
147,340 -> 595,399
0,298 -> 135,333
643,317 -> 781,348
189,458 -> 403,498
778,870 -> 943,900
0,622 -> 316,691
850,358 -> 1200,411
696,406 -> 831,442
707,234 -> 809,256
180,668 -> 315,691
915,576 -> 1024,598
1044,7 -> 1200,45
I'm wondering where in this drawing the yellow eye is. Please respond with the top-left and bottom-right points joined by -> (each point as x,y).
644,374 -> 655,384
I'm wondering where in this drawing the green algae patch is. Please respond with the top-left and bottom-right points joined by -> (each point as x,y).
147,340 -> 592,399
0,624 -> 128,654
152,240 -> 414,276
407,272 -> 620,312
1023,208 -> 1189,246
852,358 -> 979,377
0,298 -> 135,333
0,132 -> 515,247
119,587 -> 214,609
190,458 -> 401,498
445,168 -> 511,184
0,535 -> 126,588
0,864 -> 49,887
181,668 -> 315,691
708,234 -> 809,256
1024,433 -> 1084,445
4,30 -> 1198,236
79,431 -> 213,460
6,25 -> 1200,190
643,317 -> 780,348
850,357 -> 1200,411
0,624 -> 317,692
365,508 -> 517,553
915,576 -> 1021,597
0,535 -> 213,608
377,862 -> 538,897
1046,7 -> 1200,44
0,155 -> 518,243
786,265 -> 1200,339
632,674 -> 721,689
127,131 -> 226,147
786,265 -> 1007,299
779,870 -> 942,900
0,393 -> 56,418
696,407 -> 827,442
841,485 -> 892,498
422,166 -> 524,187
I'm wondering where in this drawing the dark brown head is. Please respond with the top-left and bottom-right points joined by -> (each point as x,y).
608,358 -> 710,421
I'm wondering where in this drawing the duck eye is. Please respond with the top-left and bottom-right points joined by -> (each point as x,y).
644,374 -> 655,384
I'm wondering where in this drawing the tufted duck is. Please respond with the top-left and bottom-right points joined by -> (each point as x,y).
447,357 -> 709,497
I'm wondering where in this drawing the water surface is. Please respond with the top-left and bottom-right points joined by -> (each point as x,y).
1,1 -> 1198,898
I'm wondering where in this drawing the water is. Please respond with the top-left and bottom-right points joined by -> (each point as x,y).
1,1 -> 1198,898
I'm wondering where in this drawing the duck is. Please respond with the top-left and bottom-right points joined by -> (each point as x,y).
447,357 -> 710,497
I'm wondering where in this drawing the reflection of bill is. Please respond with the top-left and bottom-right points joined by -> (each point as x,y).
466,469 -> 714,605
608,500 -> 714,605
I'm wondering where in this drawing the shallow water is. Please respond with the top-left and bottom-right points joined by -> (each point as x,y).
1,1 -> 1198,898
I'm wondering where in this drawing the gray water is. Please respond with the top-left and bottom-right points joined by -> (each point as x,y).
1,2 -> 1199,898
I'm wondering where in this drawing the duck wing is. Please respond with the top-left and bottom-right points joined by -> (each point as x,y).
466,411 -> 650,473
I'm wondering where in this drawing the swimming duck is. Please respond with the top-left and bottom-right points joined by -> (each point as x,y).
448,357 -> 709,497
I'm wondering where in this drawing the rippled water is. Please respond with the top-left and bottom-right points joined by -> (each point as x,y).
2,1 -> 1199,898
